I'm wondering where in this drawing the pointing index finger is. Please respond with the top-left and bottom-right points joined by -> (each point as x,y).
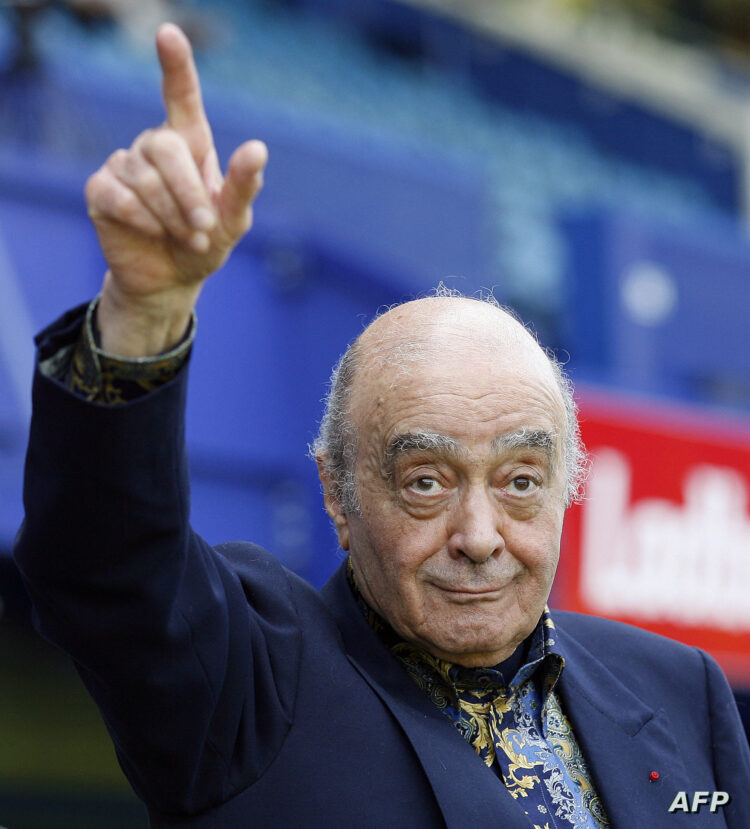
156,23 -> 213,160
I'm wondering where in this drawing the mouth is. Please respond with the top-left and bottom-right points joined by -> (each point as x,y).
431,584 -> 505,601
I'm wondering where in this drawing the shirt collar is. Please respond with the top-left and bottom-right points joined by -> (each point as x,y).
345,557 -> 565,697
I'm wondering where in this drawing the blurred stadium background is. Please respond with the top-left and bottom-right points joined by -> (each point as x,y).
1,0 -> 750,825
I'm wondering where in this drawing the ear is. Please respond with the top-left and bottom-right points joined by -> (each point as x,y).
316,455 -> 351,551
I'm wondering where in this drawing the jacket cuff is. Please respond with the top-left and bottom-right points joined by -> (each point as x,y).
38,297 -> 195,405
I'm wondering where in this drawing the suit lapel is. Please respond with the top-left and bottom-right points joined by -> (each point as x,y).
320,563 -> 532,829
321,564 -> 706,828
555,626 -> 698,828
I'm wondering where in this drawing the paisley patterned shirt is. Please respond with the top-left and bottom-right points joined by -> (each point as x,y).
347,563 -> 610,829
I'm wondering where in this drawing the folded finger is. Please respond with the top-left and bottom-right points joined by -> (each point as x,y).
139,128 -> 217,232
85,163 -> 165,237
108,147 -> 192,245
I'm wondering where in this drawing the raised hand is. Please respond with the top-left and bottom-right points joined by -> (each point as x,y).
85,23 -> 267,356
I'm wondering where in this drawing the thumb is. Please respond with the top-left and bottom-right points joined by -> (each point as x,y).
217,140 -> 268,241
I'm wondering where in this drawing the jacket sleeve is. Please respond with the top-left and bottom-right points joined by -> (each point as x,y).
13,308 -> 301,817
701,649 -> 750,826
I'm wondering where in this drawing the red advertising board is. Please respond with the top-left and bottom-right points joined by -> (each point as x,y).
559,388 -> 750,686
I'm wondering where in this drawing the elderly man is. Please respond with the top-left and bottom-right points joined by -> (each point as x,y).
13,23 -> 749,829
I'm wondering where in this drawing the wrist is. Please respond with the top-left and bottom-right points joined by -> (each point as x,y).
97,272 -> 200,357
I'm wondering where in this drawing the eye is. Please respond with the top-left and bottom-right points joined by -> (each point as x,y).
408,476 -> 444,495
507,476 -> 538,494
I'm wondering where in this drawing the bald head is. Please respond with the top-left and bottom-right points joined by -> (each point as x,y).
355,296 -> 559,391
312,293 -> 586,514
361,294 -> 538,347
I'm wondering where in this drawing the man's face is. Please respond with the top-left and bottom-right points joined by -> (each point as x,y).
328,316 -> 568,668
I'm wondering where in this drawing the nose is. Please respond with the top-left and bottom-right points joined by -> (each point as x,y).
446,485 -> 505,563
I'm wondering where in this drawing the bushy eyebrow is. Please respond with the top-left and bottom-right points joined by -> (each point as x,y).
383,431 -> 460,483
386,431 -> 460,458
492,428 -> 556,457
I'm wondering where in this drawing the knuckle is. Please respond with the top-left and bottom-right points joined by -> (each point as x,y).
115,189 -> 140,222
84,172 -> 101,201
145,127 -> 182,158
107,148 -> 129,170
123,149 -> 145,178
134,128 -> 156,148
85,170 -> 112,209
136,166 -> 162,195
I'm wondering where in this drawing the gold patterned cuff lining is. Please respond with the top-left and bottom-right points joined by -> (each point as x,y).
68,296 -> 196,405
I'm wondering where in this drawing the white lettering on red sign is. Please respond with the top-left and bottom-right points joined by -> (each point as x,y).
580,448 -> 750,630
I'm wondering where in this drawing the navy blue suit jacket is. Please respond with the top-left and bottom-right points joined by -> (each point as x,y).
14,309 -> 750,827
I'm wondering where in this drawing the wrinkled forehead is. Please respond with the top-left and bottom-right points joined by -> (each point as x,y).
349,297 -> 565,435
